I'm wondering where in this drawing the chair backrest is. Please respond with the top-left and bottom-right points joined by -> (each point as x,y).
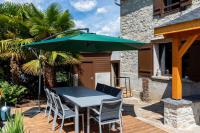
96,83 -> 105,92
53,93 -> 64,116
99,98 -> 122,122
116,90 -> 123,99
44,88 -> 51,104
49,92 -> 56,109
104,85 -> 122,97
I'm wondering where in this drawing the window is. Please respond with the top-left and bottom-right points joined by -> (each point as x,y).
153,0 -> 192,17
153,42 -> 200,82
138,42 -> 200,82
158,43 -> 172,76
164,0 -> 180,13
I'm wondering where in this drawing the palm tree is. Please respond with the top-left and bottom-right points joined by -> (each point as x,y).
23,52 -> 81,88
0,2 -> 80,87
0,2 -> 34,84
0,38 -> 32,84
22,3 -> 80,88
27,3 -> 74,41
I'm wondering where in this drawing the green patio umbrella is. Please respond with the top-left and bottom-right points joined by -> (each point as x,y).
24,32 -> 144,113
25,33 -> 144,52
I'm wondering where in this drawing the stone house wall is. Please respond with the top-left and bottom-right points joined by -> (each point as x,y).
117,0 -> 200,101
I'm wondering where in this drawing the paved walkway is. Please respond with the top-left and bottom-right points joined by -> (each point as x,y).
123,97 -> 200,133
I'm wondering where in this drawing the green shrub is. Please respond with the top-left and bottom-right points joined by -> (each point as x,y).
0,81 -> 27,106
0,112 -> 24,133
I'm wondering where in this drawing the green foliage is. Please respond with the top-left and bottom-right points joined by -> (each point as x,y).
56,71 -> 69,82
0,112 -> 24,133
0,2 -> 79,87
0,81 -> 27,105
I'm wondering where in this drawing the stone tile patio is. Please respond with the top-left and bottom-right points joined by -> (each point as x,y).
123,97 -> 200,133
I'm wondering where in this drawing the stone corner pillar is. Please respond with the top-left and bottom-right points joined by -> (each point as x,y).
162,98 -> 196,128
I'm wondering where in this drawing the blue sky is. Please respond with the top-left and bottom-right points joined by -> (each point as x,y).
0,0 -> 120,36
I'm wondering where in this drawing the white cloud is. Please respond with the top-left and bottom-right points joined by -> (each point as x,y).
96,7 -> 107,14
69,0 -> 97,12
74,20 -> 87,29
96,17 -> 120,36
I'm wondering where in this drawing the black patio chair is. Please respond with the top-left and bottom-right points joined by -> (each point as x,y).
44,88 -> 52,117
96,83 -> 105,92
89,98 -> 123,133
104,85 -> 122,98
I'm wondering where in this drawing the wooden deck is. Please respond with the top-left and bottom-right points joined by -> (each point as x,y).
15,106 -> 167,133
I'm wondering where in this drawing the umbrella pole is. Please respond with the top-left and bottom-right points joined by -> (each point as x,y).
38,50 -> 42,111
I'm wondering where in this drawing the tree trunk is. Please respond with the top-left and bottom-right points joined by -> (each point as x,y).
44,63 -> 56,88
10,54 -> 20,84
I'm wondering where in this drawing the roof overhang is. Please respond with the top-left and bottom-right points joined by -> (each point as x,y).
154,19 -> 200,38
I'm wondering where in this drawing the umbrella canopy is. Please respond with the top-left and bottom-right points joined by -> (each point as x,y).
25,33 -> 144,52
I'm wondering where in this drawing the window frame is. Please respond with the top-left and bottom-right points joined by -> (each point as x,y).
153,0 -> 192,17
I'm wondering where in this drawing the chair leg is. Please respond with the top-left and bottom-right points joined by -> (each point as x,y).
121,113 -> 123,127
48,106 -> 52,123
119,120 -> 123,133
52,111 -> 57,131
87,108 -> 90,133
44,104 -> 48,116
99,123 -> 102,133
81,114 -> 84,133
60,117 -> 65,133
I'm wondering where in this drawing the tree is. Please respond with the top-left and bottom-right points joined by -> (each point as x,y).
0,2 -> 80,88
22,3 -> 79,88
0,38 -> 32,84
0,2 -> 34,84
23,52 -> 81,88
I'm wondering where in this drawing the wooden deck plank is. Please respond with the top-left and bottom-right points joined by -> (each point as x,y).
13,107 -> 167,133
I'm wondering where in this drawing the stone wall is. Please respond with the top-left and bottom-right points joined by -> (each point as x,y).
192,101 -> 200,125
163,97 -> 200,128
163,98 -> 195,128
121,0 -> 200,42
119,0 -> 200,101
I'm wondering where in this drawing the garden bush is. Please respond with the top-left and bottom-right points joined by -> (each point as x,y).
0,81 -> 27,106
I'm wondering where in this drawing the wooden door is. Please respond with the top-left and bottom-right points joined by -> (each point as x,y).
79,62 -> 95,89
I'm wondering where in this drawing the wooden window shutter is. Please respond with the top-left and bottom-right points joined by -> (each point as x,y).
188,43 -> 200,82
138,44 -> 153,77
180,0 -> 192,10
153,0 -> 164,16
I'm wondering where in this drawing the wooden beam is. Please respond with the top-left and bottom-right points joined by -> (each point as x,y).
172,38 -> 182,100
179,35 -> 199,57
164,28 -> 200,39
155,19 -> 200,36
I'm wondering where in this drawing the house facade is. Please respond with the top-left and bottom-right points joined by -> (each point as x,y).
117,0 -> 200,101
